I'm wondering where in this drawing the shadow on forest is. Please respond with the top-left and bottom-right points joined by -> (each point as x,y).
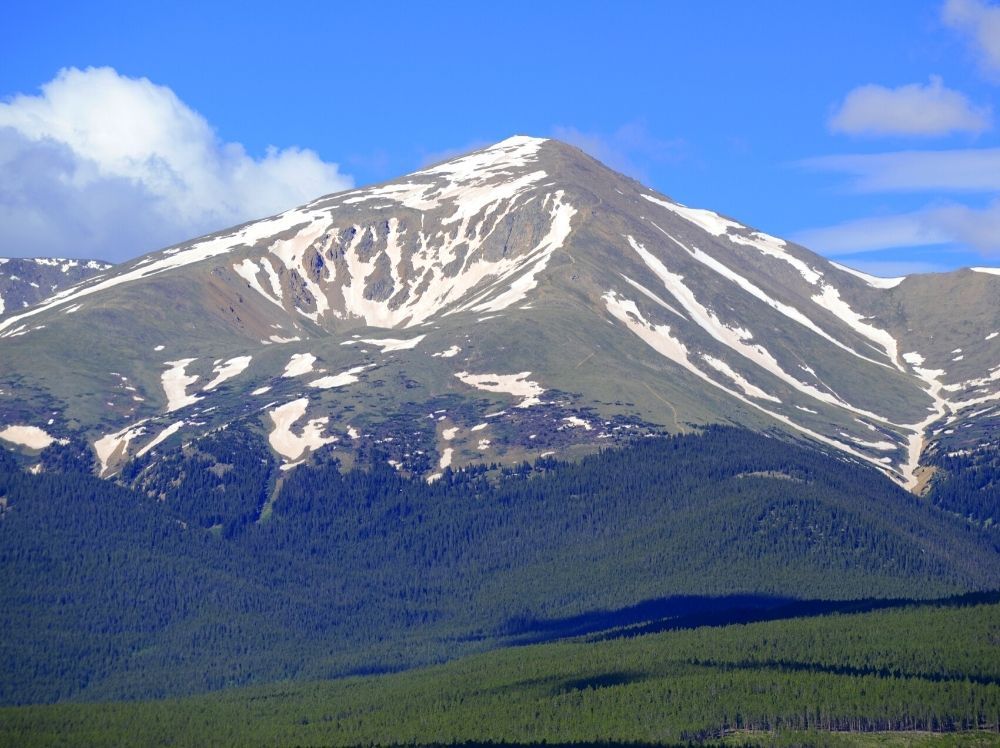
556,671 -> 647,693
686,657 -> 1000,687
502,589 -> 1000,645
377,744 -> 704,748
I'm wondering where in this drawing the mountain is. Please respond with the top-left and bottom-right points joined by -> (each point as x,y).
0,257 -> 111,318
0,136 -> 997,491
1,137 -> 999,708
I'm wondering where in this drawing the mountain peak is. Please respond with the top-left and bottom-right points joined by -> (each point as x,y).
0,129 -> 996,493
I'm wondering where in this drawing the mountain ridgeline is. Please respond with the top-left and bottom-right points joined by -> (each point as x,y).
0,257 -> 110,318
0,136 -> 996,494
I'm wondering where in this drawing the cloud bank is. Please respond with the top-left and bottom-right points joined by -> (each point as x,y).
829,76 -> 991,136
0,67 -> 353,262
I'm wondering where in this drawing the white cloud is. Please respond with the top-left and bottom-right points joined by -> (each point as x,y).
0,67 -> 352,261
551,122 -> 686,181
793,199 -> 1000,257
799,148 -> 1000,192
829,76 -> 991,136
944,0 -> 1000,76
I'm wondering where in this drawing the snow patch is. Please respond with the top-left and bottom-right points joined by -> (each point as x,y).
701,354 -> 781,403
467,192 -> 577,314
642,194 -> 740,236
729,231 -> 823,286
830,262 -> 905,288
643,195 -> 822,284
267,220 -> 331,321
603,289 -> 901,482
563,416 -> 593,430
656,230 -> 889,369
308,364 -> 371,389
454,371 -> 545,408
233,259 -> 283,308
282,352 -> 317,378
344,335 -> 425,352
0,424 -> 68,450
628,236 -> 890,420
267,398 -> 335,462
343,137 -> 546,217
162,359 -> 201,412
94,422 -> 147,474
810,284 -> 901,369
136,421 -> 184,457
203,356 -> 252,391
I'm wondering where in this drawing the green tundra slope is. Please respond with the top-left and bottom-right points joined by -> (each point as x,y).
2,597 -> 998,747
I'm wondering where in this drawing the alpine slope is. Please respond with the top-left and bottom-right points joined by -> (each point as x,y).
0,136 -> 997,490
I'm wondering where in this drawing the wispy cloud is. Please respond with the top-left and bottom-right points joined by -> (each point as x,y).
944,0 -> 1000,77
793,211 -> 951,254
828,76 -> 991,136
551,122 -> 686,181
793,199 -> 1000,257
417,140 -> 492,168
0,67 -> 353,261
803,3 -> 1000,269
799,148 -> 1000,192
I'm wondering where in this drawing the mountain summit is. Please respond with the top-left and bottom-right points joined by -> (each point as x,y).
0,136 -> 997,489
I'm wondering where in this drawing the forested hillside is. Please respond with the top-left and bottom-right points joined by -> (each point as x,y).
930,444 -> 1000,527
2,427 -> 998,705
2,597 -> 998,746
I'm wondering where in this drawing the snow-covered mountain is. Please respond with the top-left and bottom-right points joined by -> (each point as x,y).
0,136 -> 997,490
0,257 -> 111,317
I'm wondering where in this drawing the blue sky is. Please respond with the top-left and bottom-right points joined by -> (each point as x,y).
2,1 -> 999,274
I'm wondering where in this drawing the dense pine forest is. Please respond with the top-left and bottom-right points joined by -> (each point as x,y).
1,426 -> 998,707
930,444 -> 1000,527
1,597 -> 998,746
